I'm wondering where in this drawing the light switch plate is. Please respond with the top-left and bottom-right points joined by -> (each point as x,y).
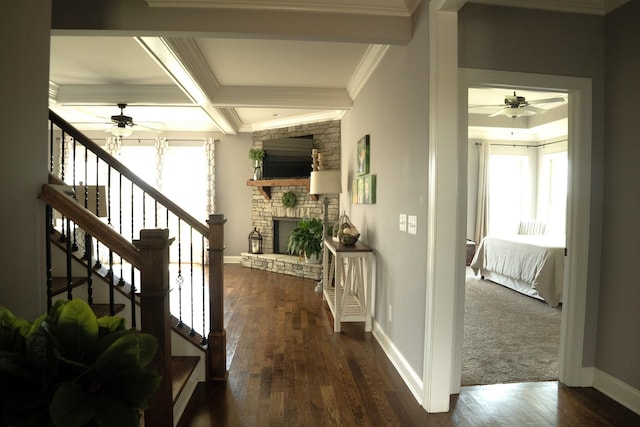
408,215 -> 418,235
399,214 -> 407,232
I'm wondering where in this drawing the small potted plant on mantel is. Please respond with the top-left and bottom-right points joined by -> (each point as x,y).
248,147 -> 265,180
287,217 -> 324,263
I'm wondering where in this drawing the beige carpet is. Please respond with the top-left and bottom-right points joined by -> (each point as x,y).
462,268 -> 561,386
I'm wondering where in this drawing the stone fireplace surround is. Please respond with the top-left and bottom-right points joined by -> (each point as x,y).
240,121 -> 341,280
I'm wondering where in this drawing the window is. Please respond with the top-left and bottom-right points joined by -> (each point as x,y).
538,151 -> 568,236
488,153 -> 531,235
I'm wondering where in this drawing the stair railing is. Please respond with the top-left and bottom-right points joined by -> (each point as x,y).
41,183 -> 174,425
47,110 -> 226,381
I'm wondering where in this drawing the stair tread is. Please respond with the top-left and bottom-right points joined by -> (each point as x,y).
50,276 -> 89,296
91,303 -> 126,318
172,356 -> 200,404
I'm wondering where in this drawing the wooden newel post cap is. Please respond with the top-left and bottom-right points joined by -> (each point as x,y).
134,228 -> 174,249
207,213 -> 226,225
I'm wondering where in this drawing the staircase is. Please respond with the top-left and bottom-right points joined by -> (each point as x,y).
42,111 -> 227,426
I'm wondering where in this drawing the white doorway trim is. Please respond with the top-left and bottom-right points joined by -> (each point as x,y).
455,68 -> 593,389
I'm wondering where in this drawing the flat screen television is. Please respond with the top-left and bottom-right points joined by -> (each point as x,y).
262,137 -> 314,179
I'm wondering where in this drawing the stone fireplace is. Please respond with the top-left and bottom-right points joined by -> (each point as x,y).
240,121 -> 341,279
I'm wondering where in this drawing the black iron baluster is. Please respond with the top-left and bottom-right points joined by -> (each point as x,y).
130,180 -> 136,328
130,271 -> 137,328
94,155 -> 101,268
85,235 -> 93,306
70,138 -> 78,252
108,249 -> 115,315
45,205 -> 53,311
118,174 -> 125,286
154,200 -> 158,228
82,146 -> 90,260
65,217 -> 73,301
60,131 -> 66,181
142,191 -> 146,229
49,120 -> 54,174
201,235 -> 207,346
189,227 -> 195,336
107,166 -> 114,280
176,219 -> 184,328
58,132 -> 66,242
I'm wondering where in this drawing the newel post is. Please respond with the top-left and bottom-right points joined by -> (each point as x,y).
134,229 -> 174,427
207,214 -> 227,381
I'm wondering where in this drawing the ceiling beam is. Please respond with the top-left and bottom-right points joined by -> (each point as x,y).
136,36 -> 239,134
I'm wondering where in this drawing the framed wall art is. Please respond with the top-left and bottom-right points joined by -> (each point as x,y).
356,134 -> 370,176
352,174 -> 376,204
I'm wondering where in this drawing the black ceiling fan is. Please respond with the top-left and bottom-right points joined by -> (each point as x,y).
469,91 -> 566,118
110,103 -> 134,130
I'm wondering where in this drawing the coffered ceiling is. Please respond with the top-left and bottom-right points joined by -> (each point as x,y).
48,0 -> 624,140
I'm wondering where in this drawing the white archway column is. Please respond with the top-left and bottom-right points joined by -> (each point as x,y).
423,0 -> 463,412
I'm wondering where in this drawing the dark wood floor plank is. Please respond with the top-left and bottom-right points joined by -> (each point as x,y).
178,264 -> 640,427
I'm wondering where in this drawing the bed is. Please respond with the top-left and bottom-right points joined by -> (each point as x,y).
469,233 -> 565,307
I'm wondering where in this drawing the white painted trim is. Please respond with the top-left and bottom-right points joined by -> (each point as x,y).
458,68 -> 593,388
348,44 -> 390,100
593,369 -> 640,416
145,0 -> 414,17
469,0 -> 607,15
372,321 -> 424,403
423,1 -> 460,413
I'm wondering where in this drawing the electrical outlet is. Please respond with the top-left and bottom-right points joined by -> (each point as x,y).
388,304 -> 393,322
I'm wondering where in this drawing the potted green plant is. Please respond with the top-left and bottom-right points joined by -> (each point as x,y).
0,299 -> 161,427
287,217 -> 324,263
248,148 -> 265,180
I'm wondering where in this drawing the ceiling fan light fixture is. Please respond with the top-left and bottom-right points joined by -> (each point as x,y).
110,123 -> 133,137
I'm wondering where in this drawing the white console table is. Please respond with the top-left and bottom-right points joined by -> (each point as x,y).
322,238 -> 376,332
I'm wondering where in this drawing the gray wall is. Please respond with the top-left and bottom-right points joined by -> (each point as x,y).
212,134 -> 254,256
340,0 -> 430,375
599,1 -> 640,388
459,2 -> 605,369
0,1 -> 51,319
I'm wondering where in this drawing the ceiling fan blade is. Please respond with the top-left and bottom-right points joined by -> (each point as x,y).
527,96 -> 566,105
488,108 -> 508,118
524,105 -> 548,114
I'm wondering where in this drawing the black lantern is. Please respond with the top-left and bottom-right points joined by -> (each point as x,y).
248,227 -> 263,254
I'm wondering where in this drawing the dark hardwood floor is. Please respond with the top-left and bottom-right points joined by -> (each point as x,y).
178,264 -> 640,426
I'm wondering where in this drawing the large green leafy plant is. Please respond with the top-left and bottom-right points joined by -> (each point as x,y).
0,299 -> 161,427
287,217 -> 324,260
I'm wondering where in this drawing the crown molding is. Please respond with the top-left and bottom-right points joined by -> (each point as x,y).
242,109 -> 342,132
468,0 -> 628,15
145,0 -> 414,17
52,84 -> 190,105
212,86 -> 352,109
348,44 -> 389,99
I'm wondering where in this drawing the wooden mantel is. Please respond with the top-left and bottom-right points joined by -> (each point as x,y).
246,178 -> 318,201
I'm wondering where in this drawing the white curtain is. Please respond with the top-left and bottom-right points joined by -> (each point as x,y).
204,138 -> 216,215
154,137 -> 169,190
474,142 -> 490,244
104,136 -> 122,157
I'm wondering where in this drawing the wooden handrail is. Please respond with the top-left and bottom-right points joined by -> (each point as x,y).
49,110 -> 209,237
40,183 -> 141,268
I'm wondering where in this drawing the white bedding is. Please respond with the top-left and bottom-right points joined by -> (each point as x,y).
470,234 -> 565,307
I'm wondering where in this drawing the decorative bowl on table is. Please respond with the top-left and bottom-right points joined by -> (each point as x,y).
340,233 -> 360,246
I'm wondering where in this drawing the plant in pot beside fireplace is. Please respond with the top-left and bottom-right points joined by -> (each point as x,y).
287,217 -> 324,263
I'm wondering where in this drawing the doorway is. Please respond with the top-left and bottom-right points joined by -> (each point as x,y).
463,85 -> 568,385
451,68 -> 593,392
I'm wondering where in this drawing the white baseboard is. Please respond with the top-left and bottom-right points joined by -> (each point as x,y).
592,368 -> 640,416
372,320 -> 423,404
